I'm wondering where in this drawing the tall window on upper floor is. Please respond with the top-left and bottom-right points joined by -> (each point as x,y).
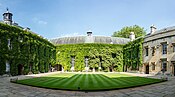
162,43 -> 167,54
152,47 -> 155,56
145,47 -> 148,56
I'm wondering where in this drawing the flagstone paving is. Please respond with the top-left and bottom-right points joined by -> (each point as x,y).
0,72 -> 175,97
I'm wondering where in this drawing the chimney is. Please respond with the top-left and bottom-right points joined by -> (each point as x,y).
150,25 -> 156,34
129,32 -> 135,41
87,30 -> 92,36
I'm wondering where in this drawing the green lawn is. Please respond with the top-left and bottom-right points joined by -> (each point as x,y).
16,73 -> 163,91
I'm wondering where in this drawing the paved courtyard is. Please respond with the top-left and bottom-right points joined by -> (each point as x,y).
0,72 -> 175,97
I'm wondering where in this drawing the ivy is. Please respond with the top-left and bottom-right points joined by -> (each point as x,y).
0,22 -> 144,75
0,23 -> 56,75
123,37 -> 143,71
56,43 -> 124,72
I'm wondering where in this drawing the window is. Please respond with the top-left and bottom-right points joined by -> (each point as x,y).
152,63 -> 155,70
162,43 -> 167,54
7,39 -> 12,50
145,47 -> 148,56
6,61 -> 10,72
162,60 -> 167,71
152,47 -> 155,56
18,36 -> 23,42
173,45 -> 175,52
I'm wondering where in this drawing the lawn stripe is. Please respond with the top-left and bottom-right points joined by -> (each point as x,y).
40,77 -> 64,86
56,74 -> 81,88
103,73 -> 131,78
18,77 -> 56,85
77,74 -> 87,90
93,74 -> 109,87
97,74 -> 118,87
82,74 -> 89,90
69,74 -> 84,88
87,74 -> 93,88
48,74 -> 80,87
48,73 -> 75,78
90,74 -> 99,88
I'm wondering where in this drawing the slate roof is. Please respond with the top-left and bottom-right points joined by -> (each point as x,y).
50,36 -> 130,45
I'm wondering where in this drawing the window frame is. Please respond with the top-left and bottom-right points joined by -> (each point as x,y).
162,43 -> 167,54
145,47 -> 149,56
162,60 -> 167,71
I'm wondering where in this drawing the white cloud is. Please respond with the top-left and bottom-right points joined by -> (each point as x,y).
32,17 -> 47,25
38,20 -> 47,25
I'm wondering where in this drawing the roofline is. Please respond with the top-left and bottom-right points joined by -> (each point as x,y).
145,26 -> 175,38
50,35 -> 130,40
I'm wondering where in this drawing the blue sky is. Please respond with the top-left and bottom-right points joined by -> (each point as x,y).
0,0 -> 175,39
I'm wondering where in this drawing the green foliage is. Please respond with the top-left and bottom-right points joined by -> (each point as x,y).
56,44 -> 124,72
0,23 -> 56,75
112,25 -> 146,38
123,37 -> 143,71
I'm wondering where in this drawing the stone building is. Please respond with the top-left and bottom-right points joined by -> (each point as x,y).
142,25 -> 175,76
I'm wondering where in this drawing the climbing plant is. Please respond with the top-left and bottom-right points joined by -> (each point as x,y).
123,37 -> 143,71
56,43 -> 124,72
0,23 -> 56,75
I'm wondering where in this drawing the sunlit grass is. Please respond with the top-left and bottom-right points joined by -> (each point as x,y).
16,73 -> 164,91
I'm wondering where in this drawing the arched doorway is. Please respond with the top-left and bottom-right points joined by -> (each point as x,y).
145,65 -> 149,74
18,64 -> 23,75
58,64 -> 62,71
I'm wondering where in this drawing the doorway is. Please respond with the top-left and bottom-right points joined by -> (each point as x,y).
18,64 -> 23,75
145,65 -> 149,74
173,63 -> 175,76
174,64 -> 175,76
58,64 -> 62,71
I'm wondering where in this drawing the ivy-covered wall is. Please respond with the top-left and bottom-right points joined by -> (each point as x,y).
123,37 -> 143,71
0,23 -> 56,76
0,22 -> 144,75
56,44 -> 124,72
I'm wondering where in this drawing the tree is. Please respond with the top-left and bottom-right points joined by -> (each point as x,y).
112,25 -> 146,38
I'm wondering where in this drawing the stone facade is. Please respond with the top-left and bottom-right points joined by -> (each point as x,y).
142,26 -> 175,76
